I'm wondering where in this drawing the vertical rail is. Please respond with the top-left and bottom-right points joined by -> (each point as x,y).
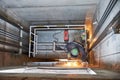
35,34 -> 38,55
53,41 -> 56,52
19,29 -> 23,54
29,27 -> 31,57
33,29 -> 36,57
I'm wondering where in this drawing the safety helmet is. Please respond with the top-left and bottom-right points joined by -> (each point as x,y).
70,48 -> 79,57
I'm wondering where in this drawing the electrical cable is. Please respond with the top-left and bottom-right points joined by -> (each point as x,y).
53,30 -> 62,42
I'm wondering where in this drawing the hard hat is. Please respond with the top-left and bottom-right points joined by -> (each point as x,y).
71,48 -> 79,57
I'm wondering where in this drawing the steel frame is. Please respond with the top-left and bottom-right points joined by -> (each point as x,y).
29,25 -> 85,57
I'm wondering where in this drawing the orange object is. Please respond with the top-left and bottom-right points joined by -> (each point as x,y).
64,30 -> 69,41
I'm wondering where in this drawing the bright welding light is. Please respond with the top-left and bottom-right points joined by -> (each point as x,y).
59,59 -> 68,61
66,62 -> 72,66
64,61 -> 82,68
72,62 -> 78,66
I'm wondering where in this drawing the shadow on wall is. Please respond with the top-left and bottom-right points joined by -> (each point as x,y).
0,52 -> 56,67
88,50 -> 99,67
99,60 -> 120,73
89,50 -> 120,72
0,52 -> 28,67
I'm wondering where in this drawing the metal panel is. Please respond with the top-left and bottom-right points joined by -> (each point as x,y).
0,18 -> 29,53
6,22 -> 19,36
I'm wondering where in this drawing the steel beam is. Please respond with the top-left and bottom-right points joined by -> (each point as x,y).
7,3 -> 97,8
30,20 -> 85,25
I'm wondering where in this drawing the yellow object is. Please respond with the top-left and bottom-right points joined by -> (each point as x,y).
67,53 -> 71,58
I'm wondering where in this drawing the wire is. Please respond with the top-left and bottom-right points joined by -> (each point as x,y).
53,30 -> 62,42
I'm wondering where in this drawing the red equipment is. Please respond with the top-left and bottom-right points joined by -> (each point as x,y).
64,29 -> 69,42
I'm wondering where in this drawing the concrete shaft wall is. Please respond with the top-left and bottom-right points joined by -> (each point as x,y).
0,52 -> 27,67
90,33 -> 120,71
0,4 -> 30,67
0,19 -> 29,67
89,0 -> 120,72
0,18 -> 29,54
0,52 -> 45,67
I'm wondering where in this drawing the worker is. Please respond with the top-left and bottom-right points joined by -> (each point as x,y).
64,42 -> 88,67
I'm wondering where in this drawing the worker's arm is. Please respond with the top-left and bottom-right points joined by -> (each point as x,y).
74,42 -> 87,62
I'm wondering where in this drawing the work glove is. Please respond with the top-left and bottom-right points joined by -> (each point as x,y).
67,53 -> 71,59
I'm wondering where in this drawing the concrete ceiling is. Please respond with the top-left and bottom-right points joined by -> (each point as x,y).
0,0 -> 100,25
